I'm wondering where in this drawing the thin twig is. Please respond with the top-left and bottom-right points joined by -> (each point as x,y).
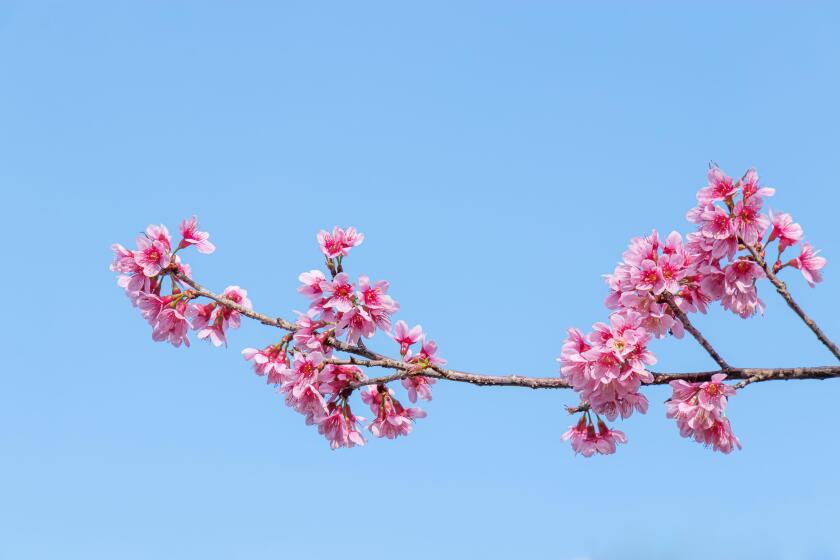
741,241 -> 840,361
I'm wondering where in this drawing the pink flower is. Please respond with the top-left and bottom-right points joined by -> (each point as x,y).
318,364 -> 363,395
768,210 -> 803,253
697,167 -> 737,204
298,269 -> 326,300
358,276 -> 398,313
335,307 -> 377,344
152,301 -> 191,347
406,337 -> 447,370
217,285 -> 252,329
700,205 -> 735,240
242,344 -> 290,385
145,224 -> 172,252
178,215 -> 215,254
733,196 -> 769,246
362,386 -> 426,439
724,259 -> 764,292
559,311 -> 655,421
739,168 -> 775,200
666,374 -> 741,454
317,226 -> 365,259
792,243 -> 826,287
561,416 -> 627,457
318,404 -> 366,449
320,273 -> 355,313
391,320 -> 423,356
133,236 -> 171,277
401,375 -> 435,403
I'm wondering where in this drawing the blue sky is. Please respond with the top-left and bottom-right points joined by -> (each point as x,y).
2,2 -> 840,559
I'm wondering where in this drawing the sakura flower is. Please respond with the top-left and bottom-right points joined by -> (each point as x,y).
697,166 -> 737,204
666,374 -> 741,454
242,344 -> 290,385
298,269 -> 326,300
145,224 -> 172,252
561,416 -> 627,457
739,168 -> 775,200
318,364 -> 363,395
317,226 -> 365,259
406,337 -> 447,370
318,404 -> 366,449
792,243 -> 827,287
362,386 -> 426,439
133,235 -> 171,277
152,301 -> 191,347
391,320 -> 423,356
335,306 -> 376,344
320,273 -> 355,313
178,215 -> 215,254
401,375 -> 435,403
768,210 -> 803,253
733,196 -> 769,246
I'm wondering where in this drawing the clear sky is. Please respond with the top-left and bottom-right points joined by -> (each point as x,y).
2,2 -> 840,559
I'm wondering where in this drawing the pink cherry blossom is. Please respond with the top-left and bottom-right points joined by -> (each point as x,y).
733,196 -> 769,246
401,375 -> 435,403
152,301 -> 191,347
561,415 -> 627,457
362,386 -> 426,439
317,226 -> 365,259
318,404 -> 366,449
666,374 -> 741,454
391,320 -> 423,356
406,337 -> 447,370
320,273 -> 355,313
739,168 -> 775,200
697,166 -> 737,204
145,224 -> 172,252
178,215 -> 215,254
133,236 -> 171,277
242,344 -> 290,385
298,269 -> 326,300
335,306 -> 376,344
768,210 -> 803,253
792,243 -> 826,287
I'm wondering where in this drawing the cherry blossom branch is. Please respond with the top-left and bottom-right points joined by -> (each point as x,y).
742,242 -> 840,361
662,296 -> 731,370
173,270 -> 840,390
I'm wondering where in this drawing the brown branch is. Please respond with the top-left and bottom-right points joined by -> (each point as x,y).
173,270 -> 840,391
741,241 -> 840,361
663,296 -> 731,370
331,356 -> 840,390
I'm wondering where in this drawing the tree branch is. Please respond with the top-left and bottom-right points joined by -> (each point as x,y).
741,242 -> 840,361
663,296 -> 731,370
173,270 -> 840,391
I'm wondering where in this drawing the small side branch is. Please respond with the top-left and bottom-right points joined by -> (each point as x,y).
663,296 -> 731,370
741,243 -> 840,361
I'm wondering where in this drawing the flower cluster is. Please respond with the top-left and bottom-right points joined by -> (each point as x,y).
111,217 -> 250,348
559,311 -> 655,422
560,166 -> 828,457
666,374 -> 741,454
561,414 -> 627,457
241,227 -> 444,449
